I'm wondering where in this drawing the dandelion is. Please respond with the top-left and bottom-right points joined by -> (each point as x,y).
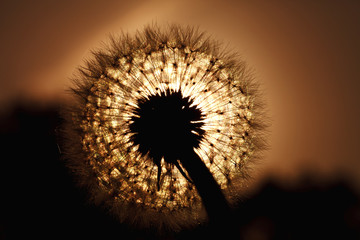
62,25 -> 266,231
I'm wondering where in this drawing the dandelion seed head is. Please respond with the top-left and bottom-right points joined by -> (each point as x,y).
64,25 -> 265,230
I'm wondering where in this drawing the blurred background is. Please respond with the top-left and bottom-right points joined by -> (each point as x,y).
1,0 -> 359,239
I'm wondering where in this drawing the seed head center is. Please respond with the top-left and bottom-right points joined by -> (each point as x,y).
130,90 -> 205,162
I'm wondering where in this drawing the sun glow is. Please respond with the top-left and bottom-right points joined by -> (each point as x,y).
67,25 -> 262,228
78,44 -> 254,208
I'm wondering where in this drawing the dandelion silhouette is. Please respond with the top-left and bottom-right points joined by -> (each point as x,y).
63,25 -> 265,231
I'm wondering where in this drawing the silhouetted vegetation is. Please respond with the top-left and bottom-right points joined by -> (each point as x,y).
1,105 -> 359,239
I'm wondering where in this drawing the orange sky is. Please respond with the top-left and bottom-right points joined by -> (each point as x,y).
1,0 -> 360,190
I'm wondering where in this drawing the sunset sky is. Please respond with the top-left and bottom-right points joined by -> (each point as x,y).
1,0 -> 360,191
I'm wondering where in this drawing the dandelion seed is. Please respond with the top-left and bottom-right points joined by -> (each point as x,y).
62,24 -> 266,231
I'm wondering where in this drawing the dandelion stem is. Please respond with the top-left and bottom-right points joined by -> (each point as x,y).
180,149 -> 231,222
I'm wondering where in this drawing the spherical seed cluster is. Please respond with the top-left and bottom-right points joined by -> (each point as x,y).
64,25 -> 265,230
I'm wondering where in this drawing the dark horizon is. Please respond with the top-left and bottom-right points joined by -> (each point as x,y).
0,104 -> 359,239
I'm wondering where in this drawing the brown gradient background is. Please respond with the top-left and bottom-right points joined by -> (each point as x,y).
1,0 -> 360,191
